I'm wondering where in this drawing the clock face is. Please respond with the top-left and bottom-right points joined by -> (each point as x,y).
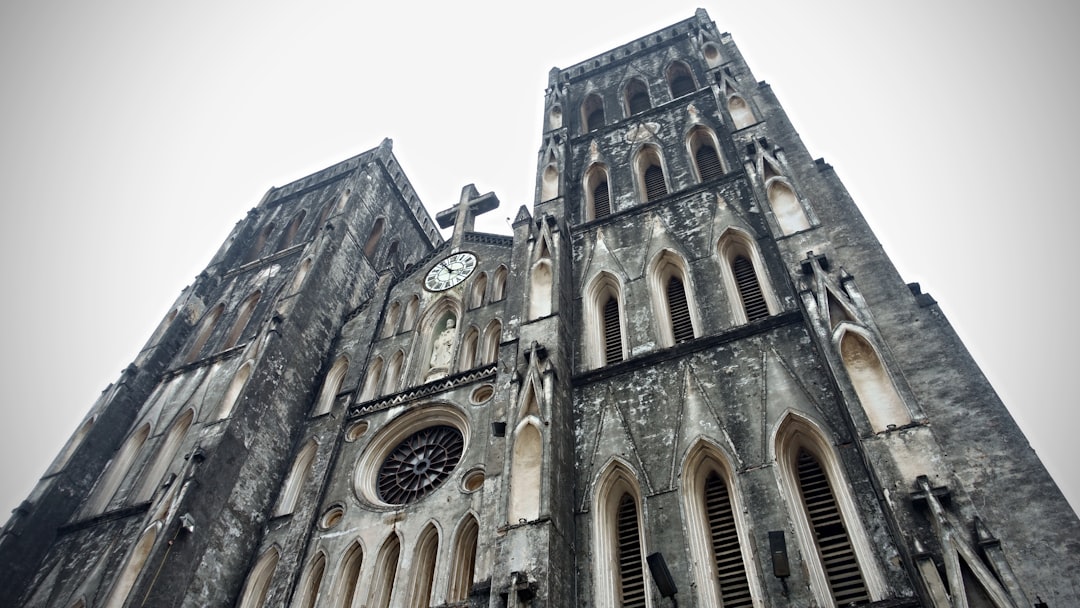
424,252 -> 477,292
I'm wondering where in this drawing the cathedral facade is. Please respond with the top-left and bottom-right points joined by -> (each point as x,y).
2,9 -> 1077,608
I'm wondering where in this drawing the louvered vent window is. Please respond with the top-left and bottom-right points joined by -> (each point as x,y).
732,255 -> 769,321
593,180 -> 611,218
695,144 -> 724,182
616,494 -> 647,608
704,472 -> 753,608
796,449 -> 869,606
628,92 -> 651,114
666,276 -> 694,343
671,75 -> 695,97
602,296 -> 624,364
644,165 -> 667,201
587,108 -> 605,131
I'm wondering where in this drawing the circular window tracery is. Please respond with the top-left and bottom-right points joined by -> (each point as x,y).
377,425 -> 464,505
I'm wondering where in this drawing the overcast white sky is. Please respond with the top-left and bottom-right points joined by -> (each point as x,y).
1,1 -> 1077,523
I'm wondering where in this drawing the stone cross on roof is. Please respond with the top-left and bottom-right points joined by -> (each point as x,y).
436,184 -> 500,250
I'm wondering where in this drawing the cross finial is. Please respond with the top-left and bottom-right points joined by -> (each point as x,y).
436,184 -> 500,250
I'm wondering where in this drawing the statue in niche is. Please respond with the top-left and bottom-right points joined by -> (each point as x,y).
427,317 -> 457,380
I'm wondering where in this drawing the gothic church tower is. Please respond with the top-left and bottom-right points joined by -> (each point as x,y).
2,9 -> 1078,608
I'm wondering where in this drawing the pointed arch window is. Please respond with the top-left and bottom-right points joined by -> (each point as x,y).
585,164 -> 612,221
490,266 -> 508,302
459,327 -> 480,372
402,295 -> 420,331
408,525 -> 440,608
382,301 -> 401,338
297,552 -> 326,608
481,320 -> 501,366
625,78 -> 651,115
688,127 -> 724,182
594,463 -> 650,608
102,524 -> 160,608
649,251 -> 698,347
359,357 -> 384,401
582,93 -> 606,132
635,146 -> 668,202
223,291 -> 261,350
838,331 -> 911,432
245,222 -> 275,263
776,416 -> 885,606
363,218 -> 385,259
313,356 -> 348,416
279,210 -> 306,250
237,547 -> 280,608
368,534 -> 401,608
134,409 -> 194,502
666,61 -> 696,98
448,515 -> 479,602
184,303 -> 224,364
718,231 -> 776,325
767,180 -> 811,234
508,421 -> 543,523
334,543 -> 363,608
291,257 -> 314,293
84,422 -> 151,515
728,95 -> 756,129
587,274 -> 626,368
274,439 -> 316,516
541,164 -> 560,201
383,350 -> 404,395
470,272 -> 488,309
528,260 -> 553,320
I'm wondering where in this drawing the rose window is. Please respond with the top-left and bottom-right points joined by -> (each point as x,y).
377,425 -> 464,504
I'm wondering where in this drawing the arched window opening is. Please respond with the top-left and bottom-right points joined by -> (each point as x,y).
368,535 -> 401,608
184,303 -> 224,364
470,273 -> 488,309
135,409 -> 194,502
767,181 -> 811,234
218,362 -> 252,420
541,164 -> 560,201
728,96 -> 755,129
733,256 -> 769,322
481,320 -> 501,366
237,547 -> 279,608
84,423 -> 151,515
603,296 -> 624,365
313,356 -> 348,416
666,276 -> 694,344
667,62 -> 696,98
839,332 -> 911,432
616,493 -> 648,608
490,267 -> 508,302
796,448 -> 870,605
585,164 -> 612,220
703,43 -> 722,68
508,423 -> 543,523
223,291 -> 261,350
548,105 -> 563,130
359,357 -> 384,401
274,440 -> 316,516
408,525 -> 440,608
383,351 -> 404,395
386,240 -> 400,267
528,260 -> 553,320
382,301 -> 401,339
279,210 -> 306,250
291,257 -> 314,293
363,218 -> 385,259
636,147 -> 668,202
297,553 -> 326,608
402,296 -> 420,331
448,515 -> 479,602
625,79 -> 651,115
459,327 -> 479,372
52,416 -> 95,473
582,94 -> 606,132
704,472 -> 753,607
102,524 -> 159,608
588,274 -> 626,368
689,127 -> 724,182
334,543 -> 363,608
246,222 -> 275,263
